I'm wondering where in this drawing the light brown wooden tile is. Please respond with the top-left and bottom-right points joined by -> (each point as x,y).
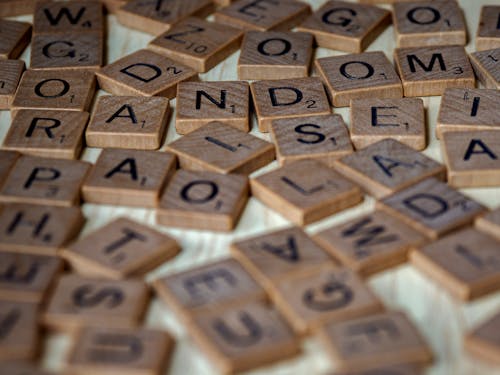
82,148 -> 176,207
394,45 -> 475,97
314,210 -> 426,277
272,265 -> 383,334
250,77 -> 331,132
251,159 -> 363,226
3,110 -> 89,159
475,207 -> 500,242
0,19 -> 31,59
315,52 -> 402,107
476,6 -> 500,51
297,0 -> 391,53
238,31 -> 313,79
148,17 -> 243,73
0,150 -> 20,187
0,362 -> 56,375
318,311 -> 433,372
175,81 -> 249,135
86,95 -> 169,149
96,49 -> 197,98
350,98 -> 426,151
0,203 -> 84,256
157,170 -> 248,232
166,121 -> 275,175
378,178 -> 485,240
0,60 -> 25,110
465,312 -> 500,365
469,47 -> 500,89
43,274 -> 149,332
410,227 -> 500,301
214,0 -> 311,31
334,139 -> 445,199
269,114 -> 353,167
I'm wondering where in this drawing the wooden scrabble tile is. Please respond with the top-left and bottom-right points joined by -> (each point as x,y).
214,0 -> 311,31
314,210 -> 426,277
0,203 -> 84,255
86,96 -> 169,149
269,114 -> 353,167
0,301 -> 39,362
82,148 -> 176,207
0,19 -> 31,59
0,156 -> 90,207
148,17 -> 243,73
469,48 -> 500,89
0,252 -> 62,303
43,274 -> 149,332
334,139 -> 445,199
175,81 -> 249,134
0,0 -> 37,18
63,217 -> 180,279
350,98 -> 426,151
476,207 -> 500,242
394,45 -> 475,97
0,150 -> 20,187
318,311 -> 433,372
157,170 -> 248,231
476,6 -> 500,51
96,49 -> 197,98
11,69 -> 96,113
0,59 -> 25,110
465,312 -> 500,365
324,365 -> 422,375
165,121 -> 275,175
66,326 -> 174,375
378,178 -> 485,240
410,227 -> 500,300
296,0 -> 391,53
251,159 -> 363,226
188,300 -> 300,374
272,266 -> 383,334
117,0 -> 214,35
250,77 -> 331,132
0,362 -> 56,375
315,52 -> 403,108
238,31 -> 313,79
436,88 -> 500,138
3,110 -> 89,159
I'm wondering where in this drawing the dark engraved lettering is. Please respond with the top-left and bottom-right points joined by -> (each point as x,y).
72,285 -> 124,308
260,235 -> 299,262
402,193 -> 449,218
238,0 -> 279,17
346,319 -> 400,343
105,158 -> 139,181
120,63 -> 161,83
281,176 -> 324,195
257,38 -> 291,56
35,78 -> 70,98
455,245 -> 485,268
196,90 -> 226,110
42,40 -> 75,58
372,155 -> 421,177
205,136 -> 237,152
407,53 -> 446,73
0,262 -> 39,284
213,312 -> 262,346
183,269 -> 237,299
407,6 -> 441,25
0,308 -> 20,339
463,139 -> 497,160
26,117 -> 61,138
470,96 -> 480,117
180,180 -> 219,204
302,277 -> 353,311
24,167 -> 61,189
164,24 -> 204,43
44,6 -> 86,26
294,124 -> 326,144
371,106 -> 399,127
6,211 -> 50,240
87,333 -> 143,362
269,87 -> 303,106
106,104 -> 138,124
340,61 -> 374,80
322,8 -> 356,27
104,228 -> 147,255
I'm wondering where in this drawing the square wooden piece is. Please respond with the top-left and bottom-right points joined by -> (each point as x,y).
476,6 -> 500,51
475,207 -> 500,242
469,48 -> 500,89
465,312 -> 500,365
0,59 -> 25,110
0,19 -> 31,59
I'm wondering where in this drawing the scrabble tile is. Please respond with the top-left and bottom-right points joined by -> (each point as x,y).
157,170 -> 248,231
318,311 -> 433,372
66,326 -> 174,375
175,81 -> 249,135
251,159 -> 363,226
475,207 -> 500,242
238,31 -> 313,79
117,0 -> 214,35
315,52 -> 403,108
0,156 -> 90,207
11,69 -> 96,113
0,362 -> 56,375
476,6 -> 500,51
272,266 -> 383,334
393,1 -> 466,47
148,17 -> 243,73
323,365 -> 422,375
436,88 -> 500,138
3,110 -> 89,159
63,217 -> 180,279
465,312 -> 500,365
250,77 -> 331,132
82,148 -> 176,207
469,48 -> 500,89
314,210 -> 426,277
0,150 -> 20,187
378,178 -> 485,240
269,114 -> 353,167
96,49 -> 197,98
0,203 -> 84,256
188,300 -> 300,374
0,19 -> 31,59
334,139 -> 445,199
296,0 -> 391,53
43,274 -> 149,332
166,121 -> 275,175
214,0 -> 311,31
230,226 -> 335,291
350,98 -> 426,151
0,0 -> 37,17
410,227 -> 500,300
0,301 -> 39,362
86,95 -> 169,149
0,60 -> 25,110
394,45 -> 475,97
